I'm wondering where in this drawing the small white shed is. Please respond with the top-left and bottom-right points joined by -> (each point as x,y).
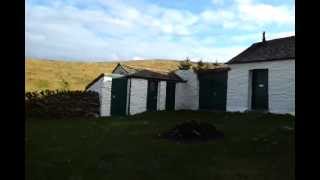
226,35 -> 295,115
85,64 -> 198,117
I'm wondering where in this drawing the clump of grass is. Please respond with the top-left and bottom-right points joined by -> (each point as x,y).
35,79 -> 49,89
59,78 -> 70,90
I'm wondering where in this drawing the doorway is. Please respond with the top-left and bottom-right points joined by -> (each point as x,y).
147,80 -> 158,111
251,69 -> 268,110
110,77 -> 128,116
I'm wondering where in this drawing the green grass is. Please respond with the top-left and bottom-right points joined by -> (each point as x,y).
26,111 -> 295,180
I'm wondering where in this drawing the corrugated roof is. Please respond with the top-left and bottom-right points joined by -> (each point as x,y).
227,36 -> 295,64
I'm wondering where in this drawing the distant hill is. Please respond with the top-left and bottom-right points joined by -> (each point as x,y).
26,58 -> 184,91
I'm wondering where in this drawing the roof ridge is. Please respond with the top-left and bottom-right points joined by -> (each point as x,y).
253,35 -> 295,45
226,35 -> 294,64
121,63 -> 141,70
124,63 -> 173,73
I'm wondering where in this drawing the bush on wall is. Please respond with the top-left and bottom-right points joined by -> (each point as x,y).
178,57 -> 193,70
25,90 -> 100,118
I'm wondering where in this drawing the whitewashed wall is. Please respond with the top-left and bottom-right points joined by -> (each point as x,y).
87,75 -> 112,117
87,77 -> 168,116
226,59 -> 295,114
129,78 -> 148,115
175,70 -> 199,110
157,81 -> 167,111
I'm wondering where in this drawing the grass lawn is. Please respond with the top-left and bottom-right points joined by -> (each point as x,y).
26,111 -> 295,180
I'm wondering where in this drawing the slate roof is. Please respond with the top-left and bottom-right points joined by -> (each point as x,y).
112,63 -> 186,82
227,36 -> 295,64
86,62 -> 229,90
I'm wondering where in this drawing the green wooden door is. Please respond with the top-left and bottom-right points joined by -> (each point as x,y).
199,71 -> 227,111
111,78 -> 128,116
199,78 -> 212,109
251,69 -> 268,110
165,82 -> 176,111
147,80 -> 158,112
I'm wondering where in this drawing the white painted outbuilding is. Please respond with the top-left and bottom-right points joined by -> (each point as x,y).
85,64 -> 198,117
226,60 -> 295,115
226,35 -> 295,115
86,35 -> 295,116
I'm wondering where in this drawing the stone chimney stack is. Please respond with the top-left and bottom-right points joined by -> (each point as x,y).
262,31 -> 266,42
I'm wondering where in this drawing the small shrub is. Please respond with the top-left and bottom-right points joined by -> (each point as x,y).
213,60 -> 219,66
197,60 -> 205,67
178,57 -> 193,70
60,78 -> 70,90
193,59 -> 212,72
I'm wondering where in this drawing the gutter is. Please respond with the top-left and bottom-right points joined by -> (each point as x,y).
126,75 -> 187,83
226,57 -> 295,64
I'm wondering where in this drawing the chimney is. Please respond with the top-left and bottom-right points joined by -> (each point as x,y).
262,31 -> 266,42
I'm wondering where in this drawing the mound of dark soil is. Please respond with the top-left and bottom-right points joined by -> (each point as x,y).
159,120 -> 224,143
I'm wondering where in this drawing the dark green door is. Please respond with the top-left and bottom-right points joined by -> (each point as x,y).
165,82 -> 175,111
251,69 -> 268,110
199,78 -> 212,109
111,78 -> 128,116
147,80 -> 158,111
199,71 -> 227,111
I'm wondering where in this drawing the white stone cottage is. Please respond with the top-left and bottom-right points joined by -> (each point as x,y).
226,35 -> 295,115
86,35 -> 295,116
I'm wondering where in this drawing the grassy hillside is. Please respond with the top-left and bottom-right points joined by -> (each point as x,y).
26,58 -> 183,91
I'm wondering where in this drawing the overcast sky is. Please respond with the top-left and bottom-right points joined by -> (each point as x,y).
25,0 -> 295,62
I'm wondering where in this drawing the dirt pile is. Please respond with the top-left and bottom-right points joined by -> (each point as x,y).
159,120 -> 224,142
